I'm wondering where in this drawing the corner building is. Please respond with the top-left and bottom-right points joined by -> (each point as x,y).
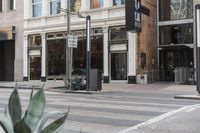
158,0 -> 196,83
0,0 -> 23,81
23,0 -> 157,84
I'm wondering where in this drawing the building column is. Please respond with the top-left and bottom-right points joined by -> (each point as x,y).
42,0 -> 48,16
81,0 -> 90,11
41,33 -> 46,82
104,0 -> 112,8
23,35 -> 28,81
24,0 -> 31,19
128,32 -> 137,84
103,27 -> 109,83
61,0 -> 67,10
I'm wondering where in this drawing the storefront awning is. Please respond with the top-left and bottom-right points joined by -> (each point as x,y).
0,26 -> 15,41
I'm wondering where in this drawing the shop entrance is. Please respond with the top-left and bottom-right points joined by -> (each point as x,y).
29,56 -> 41,80
111,53 -> 127,80
159,48 -> 193,81
0,41 -> 15,81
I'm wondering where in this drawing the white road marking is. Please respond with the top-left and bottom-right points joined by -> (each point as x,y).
118,104 -> 200,133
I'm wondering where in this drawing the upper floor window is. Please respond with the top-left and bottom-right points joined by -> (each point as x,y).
71,0 -> 81,12
50,0 -> 59,15
113,0 -> 125,6
32,0 -> 42,17
159,0 -> 193,21
0,0 -> 2,12
8,0 -> 15,10
90,0 -> 104,9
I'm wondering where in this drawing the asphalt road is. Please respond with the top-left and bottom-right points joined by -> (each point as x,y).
0,82 -> 199,133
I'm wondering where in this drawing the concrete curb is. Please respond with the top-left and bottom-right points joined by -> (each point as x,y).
174,94 -> 200,100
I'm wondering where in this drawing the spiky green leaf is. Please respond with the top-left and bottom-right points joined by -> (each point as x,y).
14,118 -> 31,133
0,120 -> 9,133
0,108 -> 14,133
40,112 -> 69,133
24,88 -> 45,131
8,88 -> 22,126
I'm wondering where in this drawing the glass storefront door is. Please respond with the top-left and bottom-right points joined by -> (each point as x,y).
30,56 -> 41,80
111,53 -> 127,80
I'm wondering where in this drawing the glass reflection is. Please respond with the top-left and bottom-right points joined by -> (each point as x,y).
113,0 -> 125,6
47,39 -> 66,76
91,0 -> 104,9
159,0 -> 193,21
71,0 -> 81,12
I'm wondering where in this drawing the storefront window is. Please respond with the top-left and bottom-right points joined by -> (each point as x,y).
109,26 -> 127,41
159,0 -> 193,21
90,0 -> 104,9
47,39 -> 66,76
113,0 -> 125,6
32,0 -> 42,17
91,36 -> 103,70
159,23 -> 193,45
73,36 -> 103,72
29,35 -> 41,46
73,38 -> 86,69
71,0 -> 81,12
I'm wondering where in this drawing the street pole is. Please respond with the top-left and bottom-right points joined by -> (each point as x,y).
86,16 -> 91,91
196,4 -> 200,94
67,0 -> 72,90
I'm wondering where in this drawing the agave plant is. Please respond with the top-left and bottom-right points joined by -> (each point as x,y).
0,86 -> 69,133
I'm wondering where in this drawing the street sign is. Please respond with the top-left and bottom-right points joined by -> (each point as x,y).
68,35 -> 77,48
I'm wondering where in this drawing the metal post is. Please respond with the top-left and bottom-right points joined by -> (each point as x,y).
196,4 -> 200,94
67,0 -> 72,90
86,16 -> 91,91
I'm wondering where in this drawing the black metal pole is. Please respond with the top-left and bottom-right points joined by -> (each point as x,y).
86,16 -> 91,91
196,4 -> 200,94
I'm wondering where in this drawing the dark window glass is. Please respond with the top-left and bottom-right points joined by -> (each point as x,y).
73,36 -> 103,72
110,26 -> 127,41
47,39 -> 66,76
29,35 -> 41,46
0,0 -> 2,12
159,0 -> 193,21
159,23 -> 193,45
8,0 -> 14,10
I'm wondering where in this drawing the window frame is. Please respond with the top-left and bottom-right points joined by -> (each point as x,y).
32,0 -> 42,17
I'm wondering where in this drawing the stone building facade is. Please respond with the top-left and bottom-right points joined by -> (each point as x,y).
23,0 -> 158,84
0,0 -> 24,81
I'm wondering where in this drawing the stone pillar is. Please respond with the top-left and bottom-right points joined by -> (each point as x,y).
61,0 -> 67,10
104,0 -> 112,8
24,0 -> 31,19
42,0 -> 48,16
103,27 -> 109,83
81,0 -> 90,11
41,33 -> 46,82
128,32 -> 137,84
23,35 -> 28,81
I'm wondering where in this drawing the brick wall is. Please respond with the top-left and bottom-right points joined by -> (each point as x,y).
137,0 -> 157,74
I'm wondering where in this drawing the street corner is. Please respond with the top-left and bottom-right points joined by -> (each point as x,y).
118,104 -> 200,133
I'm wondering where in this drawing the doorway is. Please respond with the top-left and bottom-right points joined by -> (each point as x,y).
159,48 -> 193,81
111,53 -> 127,80
29,56 -> 41,80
